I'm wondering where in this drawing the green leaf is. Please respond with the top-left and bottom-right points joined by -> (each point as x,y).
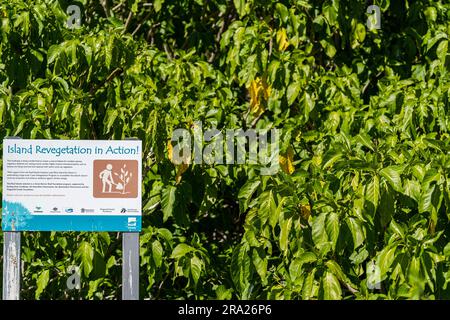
380,166 -> 403,192
35,269 -> 50,299
275,3 -> 289,24
152,240 -> 163,267
279,217 -> 292,254
290,252 -> 317,282
92,251 -> 106,279
231,243 -> 251,295
346,217 -> 365,249
444,242 -> 450,257
154,0 -> 164,12
87,279 -> 103,298
215,285 -> 233,300
419,184 -> 435,213
162,185 -> 176,222
437,40 -> 448,64
319,39 -> 336,58
425,31 -> 447,52
268,60 -> 280,83
322,150 -> 343,170
354,23 -> 366,43
289,259 -> 303,282
389,219 -> 405,239
106,256 -> 116,270
424,6 -> 437,22
326,260 -> 357,291
323,271 -> 342,300
286,81 -> 301,106
13,118 -> 27,136
75,241 -> 94,277
190,256 -> 203,285
323,5 -> 338,26
356,133 -> 375,151
270,196 -> 285,228
258,190 -> 276,225
302,268 -> 316,300
404,179 -> 421,202
171,243 -> 194,259
326,211 -> 339,250
233,0 -> 246,18
104,109 -> 118,134
47,45 -> 63,65
366,175 -> 380,209
238,179 -> 260,212
379,183 -> 394,227
312,211 -> 328,245
376,245 -> 397,279
252,247 -> 268,283
422,169 -> 441,186
408,256 -> 422,283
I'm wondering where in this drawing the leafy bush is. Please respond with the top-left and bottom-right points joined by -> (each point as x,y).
0,0 -> 449,299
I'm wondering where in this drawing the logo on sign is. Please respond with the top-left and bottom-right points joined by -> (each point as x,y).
34,206 -> 44,213
93,160 -> 139,199
65,208 -> 74,213
127,217 -> 137,228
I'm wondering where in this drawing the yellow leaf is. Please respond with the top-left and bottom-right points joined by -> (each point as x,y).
300,204 -> 311,220
262,77 -> 271,101
312,154 -> 322,167
277,28 -> 289,52
279,146 -> 295,174
249,77 -> 271,117
168,139 -> 190,184
175,163 -> 189,185
249,78 -> 262,114
167,140 -> 173,162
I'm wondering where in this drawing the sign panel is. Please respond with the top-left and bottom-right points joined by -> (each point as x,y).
2,139 -> 142,232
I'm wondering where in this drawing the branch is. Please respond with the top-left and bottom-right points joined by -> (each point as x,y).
250,111 -> 264,128
124,12 -> 133,32
101,0 -> 111,18
131,12 -> 152,37
268,35 -> 273,57
207,19 -> 227,63
112,3 -> 123,12
362,70 -> 384,94
163,43 -> 173,59
146,22 -> 161,44
89,67 -> 123,96
344,282 -> 359,295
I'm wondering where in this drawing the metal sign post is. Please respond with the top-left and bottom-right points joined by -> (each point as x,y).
2,232 -> 21,300
122,138 -> 139,300
2,137 -> 22,300
122,232 -> 139,300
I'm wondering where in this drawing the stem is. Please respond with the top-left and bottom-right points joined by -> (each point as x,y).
124,12 -> 133,32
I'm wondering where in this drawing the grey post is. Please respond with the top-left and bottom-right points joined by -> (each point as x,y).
122,232 -> 139,300
122,137 -> 140,300
3,136 -> 21,300
2,233 -> 21,300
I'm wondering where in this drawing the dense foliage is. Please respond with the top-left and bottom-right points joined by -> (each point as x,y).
0,0 -> 449,299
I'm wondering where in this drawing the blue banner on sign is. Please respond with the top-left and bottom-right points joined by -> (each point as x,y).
1,200 -> 141,232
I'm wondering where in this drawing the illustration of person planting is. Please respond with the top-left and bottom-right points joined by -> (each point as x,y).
99,164 -> 115,193
99,163 -> 132,194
